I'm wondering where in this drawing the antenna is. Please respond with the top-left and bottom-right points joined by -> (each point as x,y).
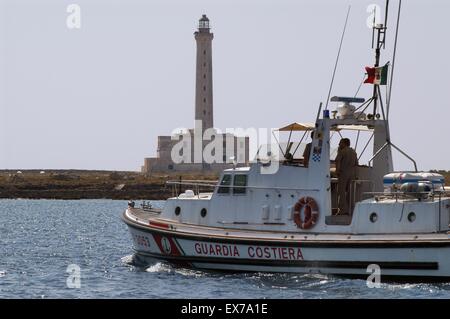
370,1 -> 389,117
384,0 -> 390,49
387,0 -> 402,118
324,5 -> 351,111
371,5 -> 376,49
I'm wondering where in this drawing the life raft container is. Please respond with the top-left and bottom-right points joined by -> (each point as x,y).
293,197 -> 319,229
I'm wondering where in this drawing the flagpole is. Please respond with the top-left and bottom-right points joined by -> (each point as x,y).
372,21 -> 382,117
371,0 -> 389,118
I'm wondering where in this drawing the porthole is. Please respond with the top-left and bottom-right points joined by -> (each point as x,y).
408,212 -> 416,223
369,212 -> 378,223
175,206 -> 181,216
201,208 -> 207,218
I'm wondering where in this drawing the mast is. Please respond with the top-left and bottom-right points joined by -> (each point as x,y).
368,0 -> 418,180
369,0 -> 393,192
371,0 -> 389,118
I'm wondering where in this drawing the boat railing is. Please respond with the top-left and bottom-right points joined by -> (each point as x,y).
141,201 -> 153,211
166,180 -> 321,198
445,187 -> 450,197
330,179 -> 374,215
166,180 -> 218,198
363,189 -> 449,202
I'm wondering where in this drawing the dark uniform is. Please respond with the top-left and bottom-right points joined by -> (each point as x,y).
303,131 -> 315,168
335,146 -> 358,215
303,143 -> 312,167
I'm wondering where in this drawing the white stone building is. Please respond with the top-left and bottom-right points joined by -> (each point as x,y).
142,15 -> 249,174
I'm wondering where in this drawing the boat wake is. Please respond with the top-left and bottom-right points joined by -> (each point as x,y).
144,262 -> 207,278
145,262 -> 172,273
120,254 -> 206,277
118,254 -> 450,297
120,254 -> 134,265
245,272 -> 335,290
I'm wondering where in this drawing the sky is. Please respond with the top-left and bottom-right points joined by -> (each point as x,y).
0,0 -> 449,171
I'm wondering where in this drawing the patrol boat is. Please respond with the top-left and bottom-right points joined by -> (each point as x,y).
122,2 -> 450,279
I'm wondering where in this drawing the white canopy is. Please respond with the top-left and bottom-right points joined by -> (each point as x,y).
277,122 -> 315,132
277,122 -> 373,132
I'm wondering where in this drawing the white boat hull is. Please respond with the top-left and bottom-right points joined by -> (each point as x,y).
123,211 -> 450,280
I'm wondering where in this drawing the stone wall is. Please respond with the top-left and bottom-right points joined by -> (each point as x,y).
141,132 -> 249,174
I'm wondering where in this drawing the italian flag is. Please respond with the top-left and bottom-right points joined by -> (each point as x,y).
364,64 -> 389,85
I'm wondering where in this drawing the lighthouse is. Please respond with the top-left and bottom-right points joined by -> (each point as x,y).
141,15 -> 249,174
194,14 -> 214,132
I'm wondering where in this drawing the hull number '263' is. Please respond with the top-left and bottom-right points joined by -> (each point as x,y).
133,234 -> 151,248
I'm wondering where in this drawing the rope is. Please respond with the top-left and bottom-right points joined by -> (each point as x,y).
354,73 -> 367,98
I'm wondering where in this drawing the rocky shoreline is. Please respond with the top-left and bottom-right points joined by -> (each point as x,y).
0,170 -> 218,200
0,169 -> 448,200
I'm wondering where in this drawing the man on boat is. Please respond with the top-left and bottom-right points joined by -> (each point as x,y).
302,131 -> 314,167
335,138 -> 358,215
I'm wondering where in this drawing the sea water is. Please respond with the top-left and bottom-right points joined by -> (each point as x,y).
1,199 -> 450,299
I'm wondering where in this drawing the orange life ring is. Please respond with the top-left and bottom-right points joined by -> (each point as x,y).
293,197 -> 319,229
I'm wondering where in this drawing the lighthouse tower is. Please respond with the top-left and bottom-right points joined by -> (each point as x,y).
194,15 -> 214,132
141,15 -> 249,174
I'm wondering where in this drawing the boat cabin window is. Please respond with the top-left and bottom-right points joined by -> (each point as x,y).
233,175 -> 248,195
218,174 -> 232,194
